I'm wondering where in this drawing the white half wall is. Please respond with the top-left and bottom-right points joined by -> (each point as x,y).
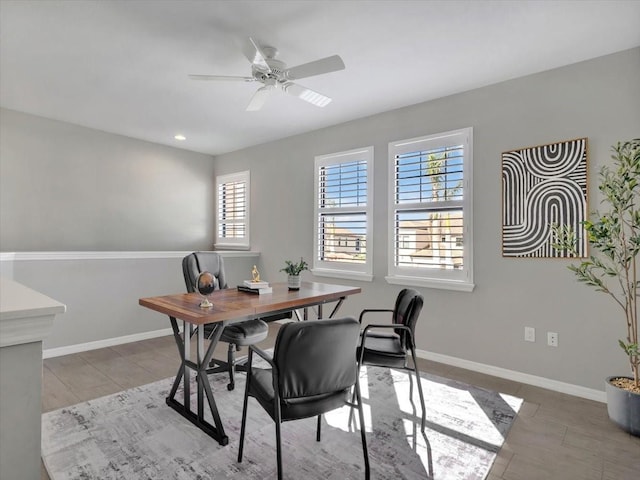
1,251 -> 259,349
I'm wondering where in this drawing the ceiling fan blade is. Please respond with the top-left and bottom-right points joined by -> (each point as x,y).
242,37 -> 272,73
188,74 -> 255,82
283,55 -> 345,80
282,82 -> 332,107
246,85 -> 274,111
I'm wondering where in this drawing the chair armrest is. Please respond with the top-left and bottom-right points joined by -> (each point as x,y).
248,345 -> 275,368
249,345 -> 282,402
360,323 -> 415,350
358,308 -> 394,324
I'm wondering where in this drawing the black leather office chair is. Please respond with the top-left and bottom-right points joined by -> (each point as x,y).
353,288 -> 427,431
238,317 -> 370,480
182,252 -> 269,391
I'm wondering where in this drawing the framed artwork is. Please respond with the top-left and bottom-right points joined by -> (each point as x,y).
502,137 -> 588,258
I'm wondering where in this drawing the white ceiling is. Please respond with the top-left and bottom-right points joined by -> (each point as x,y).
1,0 -> 639,156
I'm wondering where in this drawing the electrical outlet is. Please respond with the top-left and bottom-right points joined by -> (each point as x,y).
547,331 -> 558,347
524,326 -> 535,342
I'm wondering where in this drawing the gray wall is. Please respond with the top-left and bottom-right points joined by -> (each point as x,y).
0,110 -> 257,349
0,108 -> 216,251
1,49 -> 638,393
214,48 -> 640,392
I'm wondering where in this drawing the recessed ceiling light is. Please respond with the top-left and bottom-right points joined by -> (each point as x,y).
174,134 -> 186,141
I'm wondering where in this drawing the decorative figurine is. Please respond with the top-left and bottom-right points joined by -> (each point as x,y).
251,265 -> 260,283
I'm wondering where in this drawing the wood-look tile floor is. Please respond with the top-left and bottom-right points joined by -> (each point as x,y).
41,323 -> 640,480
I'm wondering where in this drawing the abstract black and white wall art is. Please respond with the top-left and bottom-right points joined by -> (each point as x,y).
502,138 -> 588,258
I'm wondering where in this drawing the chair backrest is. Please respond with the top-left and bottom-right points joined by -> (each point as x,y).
392,288 -> 424,350
182,252 -> 228,293
273,317 -> 360,400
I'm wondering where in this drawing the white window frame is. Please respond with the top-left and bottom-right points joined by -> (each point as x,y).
214,170 -> 250,250
313,146 -> 374,282
387,128 -> 474,292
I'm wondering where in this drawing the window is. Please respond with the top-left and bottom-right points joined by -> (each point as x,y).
387,128 -> 474,291
313,147 -> 374,281
215,171 -> 250,250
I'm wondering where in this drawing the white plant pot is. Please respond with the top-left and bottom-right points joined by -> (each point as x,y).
287,275 -> 301,290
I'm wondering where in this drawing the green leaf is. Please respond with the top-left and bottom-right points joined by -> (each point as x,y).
563,139 -> 640,382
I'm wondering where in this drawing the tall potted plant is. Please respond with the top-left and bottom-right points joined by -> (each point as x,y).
280,257 -> 309,290
552,138 -> 639,436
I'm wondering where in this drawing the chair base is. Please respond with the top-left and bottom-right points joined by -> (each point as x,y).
206,343 -> 250,391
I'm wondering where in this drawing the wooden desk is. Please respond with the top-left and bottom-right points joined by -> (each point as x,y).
139,281 -> 361,445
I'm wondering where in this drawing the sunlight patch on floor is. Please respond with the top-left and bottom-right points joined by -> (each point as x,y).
390,369 -> 518,448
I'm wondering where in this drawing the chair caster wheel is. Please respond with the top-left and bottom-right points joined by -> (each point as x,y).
227,383 -> 235,391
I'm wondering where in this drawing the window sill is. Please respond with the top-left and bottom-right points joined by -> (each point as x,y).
311,268 -> 373,282
385,275 -> 475,292
213,243 -> 251,251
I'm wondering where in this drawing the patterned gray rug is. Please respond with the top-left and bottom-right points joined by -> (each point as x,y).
42,365 -> 522,479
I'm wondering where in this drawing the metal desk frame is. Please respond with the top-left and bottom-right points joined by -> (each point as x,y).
140,281 -> 361,445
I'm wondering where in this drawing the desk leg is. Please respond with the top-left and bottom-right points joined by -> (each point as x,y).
168,317 -> 185,402
327,297 -> 345,318
292,297 -> 345,322
165,317 -> 229,446
313,297 -> 346,320
197,326 -> 204,420
197,324 -> 227,443
183,320 -> 191,413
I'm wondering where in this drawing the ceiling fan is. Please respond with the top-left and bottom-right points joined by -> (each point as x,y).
189,37 -> 345,111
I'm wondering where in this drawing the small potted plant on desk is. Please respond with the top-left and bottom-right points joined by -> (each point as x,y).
552,139 -> 639,437
281,257 -> 309,290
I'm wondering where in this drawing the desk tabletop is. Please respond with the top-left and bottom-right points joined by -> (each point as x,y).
139,281 -> 361,325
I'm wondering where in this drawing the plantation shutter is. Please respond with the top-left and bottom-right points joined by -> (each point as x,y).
216,171 -> 250,249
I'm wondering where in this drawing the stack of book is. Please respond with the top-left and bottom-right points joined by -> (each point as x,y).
237,280 -> 272,294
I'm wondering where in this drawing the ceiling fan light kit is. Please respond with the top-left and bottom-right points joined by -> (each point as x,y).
189,37 -> 345,111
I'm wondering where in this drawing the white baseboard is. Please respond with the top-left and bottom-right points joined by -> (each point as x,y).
42,328 -> 606,403
416,348 -> 606,403
43,328 -> 174,359
44,320 -> 299,360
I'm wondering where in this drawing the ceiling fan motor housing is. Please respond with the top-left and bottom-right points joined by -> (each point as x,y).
189,37 -> 344,110
253,58 -> 286,83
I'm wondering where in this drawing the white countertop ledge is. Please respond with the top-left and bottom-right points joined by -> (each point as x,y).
0,278 -> 66,347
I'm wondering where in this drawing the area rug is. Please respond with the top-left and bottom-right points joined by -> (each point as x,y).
42,365 -> 522,479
